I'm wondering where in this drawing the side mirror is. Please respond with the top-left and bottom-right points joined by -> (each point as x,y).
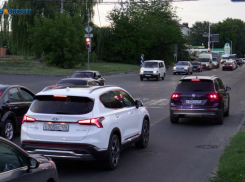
135,100 -> 143,109
226,86 -> 231,91
28,157 -> 39,170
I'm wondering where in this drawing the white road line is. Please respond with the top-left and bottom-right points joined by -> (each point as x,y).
158,100 -> 170,106
149,99 -> 168,105
143,100 -> 157,105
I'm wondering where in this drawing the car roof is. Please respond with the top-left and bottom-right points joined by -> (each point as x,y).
180,75 -> 217,81
36,85 -> 123,97
74,70 -> 97,73
144,60 -> 164,63
59,78 -> 95,81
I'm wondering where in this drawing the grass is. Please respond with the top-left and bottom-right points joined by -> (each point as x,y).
210,132 -> 245,182
0,59 -> 140,75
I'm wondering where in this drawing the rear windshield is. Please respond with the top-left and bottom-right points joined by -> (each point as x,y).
191,62 -> 199,65
57,79 -> 87,86
143,62 -> 158,68
176,62 -> 188,65
71,72 -> 93,78
198,58 -> 209,62
175,80 -> 214,92
30,96 -> 94,114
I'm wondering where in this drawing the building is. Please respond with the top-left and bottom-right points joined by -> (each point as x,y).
180,23 -> 191,37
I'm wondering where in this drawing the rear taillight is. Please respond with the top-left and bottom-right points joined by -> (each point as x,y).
171,94 -> 180,98
230,64 -> 232,67
53,95 -> 67,98
209,94 -> 218,99
191,79 -> 200,82
22,115 -> 36,124
78,117 -> 105,128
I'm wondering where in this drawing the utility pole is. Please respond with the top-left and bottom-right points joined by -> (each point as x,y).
87,8 -> 90,70
61,0 -> 64,13
208,22 -> 211,51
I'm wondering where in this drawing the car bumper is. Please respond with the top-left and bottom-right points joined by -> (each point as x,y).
170,108 -> 221,118
173,70 -> 188,73
223,67 -> 233,70
22,141 -> 108,161
140,74 -> 159,78
192,68 -> 201,71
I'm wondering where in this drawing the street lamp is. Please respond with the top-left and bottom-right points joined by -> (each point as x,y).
226,38 -> 232,54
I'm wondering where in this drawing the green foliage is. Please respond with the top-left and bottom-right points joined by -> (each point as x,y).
189,21 -> 209,47
102,0 -> 186,64
29,13 -> 85,68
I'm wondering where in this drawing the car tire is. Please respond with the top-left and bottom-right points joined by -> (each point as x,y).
157,74 -> 160,81
1,119 -> 14,140
224,100 -> 230,117
147,78 -> 149,80
216,108 -> 224,125
104,134 -> 120,170
162,73 -> 165,80
173,72 -> 176,75
186,71 -> 189,75
190,71 -> 193,75
135,119 -> 150,148
140,77 -> 143,81
170,114 -> 179,124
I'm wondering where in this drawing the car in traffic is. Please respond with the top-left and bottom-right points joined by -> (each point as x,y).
198,54 -> 213,70
191,61 -> 202,72
173,61 -> 193,75
57,78 -> 101,86
0,85 -> 35,140
0,136 -> 59,182
140,60 -> 166,81
21,85 -> 150,170
212,57 -> 219,68
170,75 -> 231,125
235,58 -> 243,67
222,60 -> 237,71
70,70 -> 105,85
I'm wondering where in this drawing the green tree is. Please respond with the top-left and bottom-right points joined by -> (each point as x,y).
189,21 -> 209,47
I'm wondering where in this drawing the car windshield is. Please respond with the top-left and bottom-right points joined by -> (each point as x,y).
191,62 -> 199,65
198,58 -> 209,62
175,80 -> 214,92
57,79 -> 88,86
71,72 -> 93,78
143,62 -> 159,68
176,62 -> 188,65
30,96 -> 94,114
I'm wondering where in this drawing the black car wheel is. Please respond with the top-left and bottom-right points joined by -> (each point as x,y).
162,73 -> 165,80
104,134 -> 120,170
216,108 -> 224,125
157,74 -> 160,81
135,119 -> 150,148
170,114 -> 179,124
140,77 -> 143,81
173,72 -> 176,75
224,100 -> 230,117
1,119 -> 14,140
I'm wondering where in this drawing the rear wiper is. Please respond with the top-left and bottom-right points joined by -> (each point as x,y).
193,90 -> 204,91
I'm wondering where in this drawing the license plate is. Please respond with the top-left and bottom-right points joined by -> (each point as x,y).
186,100 -> 202,104
145,75 -> 151,76
43,123 -> 69,132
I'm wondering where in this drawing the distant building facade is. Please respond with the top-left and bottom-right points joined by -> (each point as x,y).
180,23 -> 191,37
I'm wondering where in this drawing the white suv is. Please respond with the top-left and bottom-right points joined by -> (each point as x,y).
21,86 -> 150,170
140,60 -> 166,81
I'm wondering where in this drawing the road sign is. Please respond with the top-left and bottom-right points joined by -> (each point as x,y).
85,34 -> 93,38
85,26 -> 93,33
203,34 -> 209,37
211,34 -> 219,42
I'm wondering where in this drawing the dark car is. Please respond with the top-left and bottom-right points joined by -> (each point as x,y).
0,85 -> 35,140
235,58 -> 243,67
222,61 -> 236,71
191,61 -> 202,72
56,78 -> 101,86
70,70 -> 105,85
170,75 -> 231,125
0,137 -> 59,182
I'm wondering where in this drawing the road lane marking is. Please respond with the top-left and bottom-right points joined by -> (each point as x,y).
151,115 -> 169,127
149,99 -> 168,105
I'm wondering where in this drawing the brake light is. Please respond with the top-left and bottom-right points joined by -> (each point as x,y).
78,117 -> 105,128
53,95 -> 67,98
191,79 -> 200,82
22,115 -> 36,124
223,65 -> 225,66
171,94 -> 179,98
51,85 -> 57,88
230,64 -> 232,67
209,94 -> 218,99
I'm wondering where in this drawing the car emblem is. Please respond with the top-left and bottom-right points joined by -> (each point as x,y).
192,94 -> 196,98
51,116 -> 60,121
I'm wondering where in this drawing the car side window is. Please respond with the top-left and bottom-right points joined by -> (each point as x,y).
20,88 -> 34,102
9,88 -> 23,102
2,93 -> 9,103
214,80 -> 219,91
108,91 -> 124,109
216,78 -> 225,90
119,90 -> 135,107
100,92 -> 111,108
0,142 -> 28,173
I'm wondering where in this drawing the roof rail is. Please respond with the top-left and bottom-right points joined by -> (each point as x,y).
211,75 -> 217,78
89,85 -> 117,94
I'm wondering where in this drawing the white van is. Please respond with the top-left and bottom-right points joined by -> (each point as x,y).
198,54 -> 213,70
140,60 -> 166,81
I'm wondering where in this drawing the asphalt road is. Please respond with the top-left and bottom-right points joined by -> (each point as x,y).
2,65 -> 245,182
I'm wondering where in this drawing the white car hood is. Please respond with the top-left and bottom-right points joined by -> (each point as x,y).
140,67 -> 159,71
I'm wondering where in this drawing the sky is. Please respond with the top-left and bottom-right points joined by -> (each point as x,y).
92,0 -> 245,27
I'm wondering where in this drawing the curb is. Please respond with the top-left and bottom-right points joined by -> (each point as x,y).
237,111 -> 245,132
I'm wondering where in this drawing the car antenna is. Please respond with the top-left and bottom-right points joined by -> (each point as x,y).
0,75 -> 7,85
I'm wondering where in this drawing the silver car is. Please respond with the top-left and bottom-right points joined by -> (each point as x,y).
173,61 -> 193,75
0,137 -> 59,182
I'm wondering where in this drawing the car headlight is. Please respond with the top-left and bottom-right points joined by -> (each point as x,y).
184,66 -> 188,69
173,66 -> 176,70
153,71 -> 158,74
206,64 -> 209,66
140,70 -> 144,74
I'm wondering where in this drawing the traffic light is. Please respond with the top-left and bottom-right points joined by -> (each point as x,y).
85,38 -> 91,49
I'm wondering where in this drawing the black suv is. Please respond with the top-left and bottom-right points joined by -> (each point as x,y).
70,70 -> 105,85
170,76 -> 231,125
0,85 -> 35,140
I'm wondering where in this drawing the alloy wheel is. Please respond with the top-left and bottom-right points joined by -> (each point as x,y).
111,138 -> 120,167
5,122 -> 14,140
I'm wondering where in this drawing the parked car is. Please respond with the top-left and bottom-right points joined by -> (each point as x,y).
70,70 -> 105,85
170,75 -> 231,125
0,136 -> 59,182
222,61 -> 236,71
0,85 -> 35,140
21,85 -> 150,170
191,61 -> 202,72
140,60 -> 166,81
173,61 -> 193,75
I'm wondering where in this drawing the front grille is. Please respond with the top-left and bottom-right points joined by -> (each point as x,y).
144,71 -> 153,74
